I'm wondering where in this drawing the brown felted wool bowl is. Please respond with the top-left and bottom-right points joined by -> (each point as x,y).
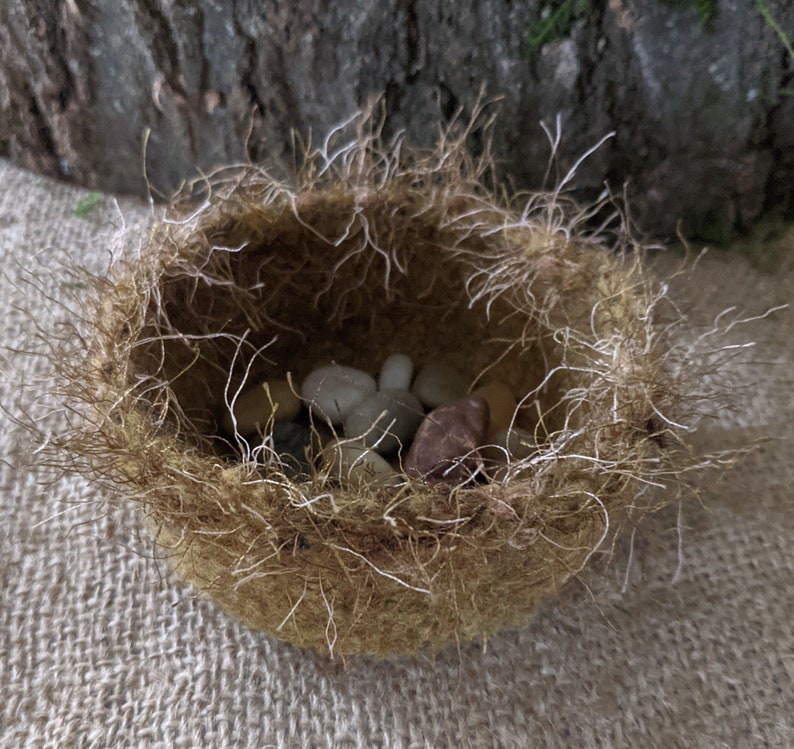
60,116 -> 689,658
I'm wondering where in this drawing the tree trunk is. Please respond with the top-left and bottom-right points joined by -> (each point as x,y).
1,0 -> 792,240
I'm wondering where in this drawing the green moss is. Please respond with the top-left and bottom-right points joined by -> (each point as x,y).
693,209 -> 737,246
726,215 -> 794,273
749,208 -> 789,243
657,0 -> 718,25
692,0 -> 718,24
527,0 -> 592,51
757,0 -> 793,59
74,191 -> 103,219
757,0 -> 794,97
696,209 -> 794,274
527,0 -> 718,55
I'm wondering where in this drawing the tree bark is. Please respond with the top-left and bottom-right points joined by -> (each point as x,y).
1,0 -> 792,239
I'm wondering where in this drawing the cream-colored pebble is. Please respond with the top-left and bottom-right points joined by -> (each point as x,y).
222,379 -> 301,435
301,364 -> 377,425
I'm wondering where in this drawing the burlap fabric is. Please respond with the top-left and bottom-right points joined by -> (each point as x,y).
1,159 -> 791,748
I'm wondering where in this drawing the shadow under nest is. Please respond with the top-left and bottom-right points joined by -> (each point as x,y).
70,142 -> 681,658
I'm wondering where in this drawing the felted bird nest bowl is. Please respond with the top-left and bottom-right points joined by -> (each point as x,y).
60,113 -> 690,658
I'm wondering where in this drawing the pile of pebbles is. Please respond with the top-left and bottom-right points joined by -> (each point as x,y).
220,354 -> 535,486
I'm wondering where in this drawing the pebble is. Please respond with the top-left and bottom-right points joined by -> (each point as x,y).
301,364 -> 377,425
221,378 -> 301,435
378,353 -> 414,391
321,439 -> 398,486
411,361 -> 470,409
343,388 -> 425,455
472,381 -> 518,436
480,426 -> 535,464
403,395 -> 490,485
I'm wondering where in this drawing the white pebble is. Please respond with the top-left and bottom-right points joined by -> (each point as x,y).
411,361 -> 469,409
343,388 -> 425,455
378,353 -> 414,391
301,364 -> 376,425
321,439 -> 397,486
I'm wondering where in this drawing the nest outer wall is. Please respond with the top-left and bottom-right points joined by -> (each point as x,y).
63,114 -> 688,658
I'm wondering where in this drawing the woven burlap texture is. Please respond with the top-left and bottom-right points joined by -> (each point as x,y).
1,159 -> 791,748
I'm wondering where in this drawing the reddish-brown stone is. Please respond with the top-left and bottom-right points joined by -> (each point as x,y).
404,395 -> 489,485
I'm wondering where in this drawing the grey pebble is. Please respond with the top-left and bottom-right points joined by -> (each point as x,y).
344,388 -> 425,455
